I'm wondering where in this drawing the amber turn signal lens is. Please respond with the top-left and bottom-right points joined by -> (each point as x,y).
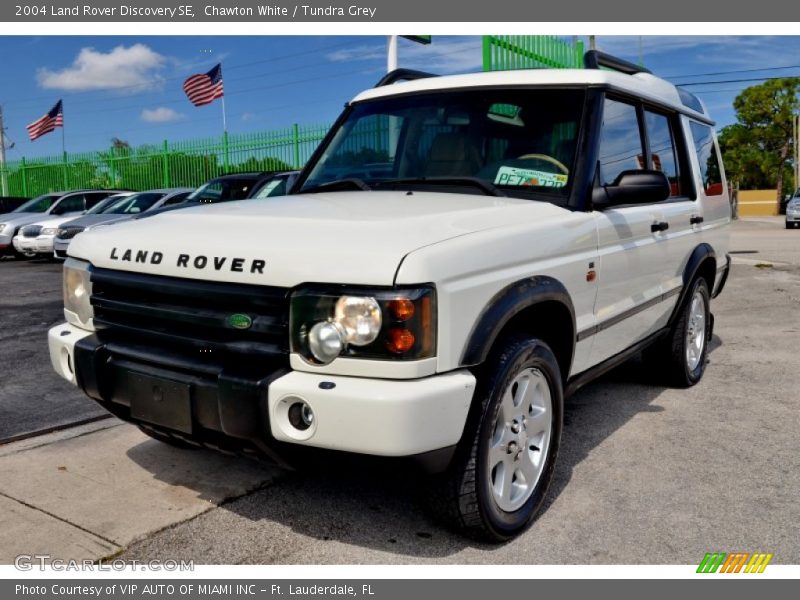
387,298 -> 416,321
385,327 -> 415,354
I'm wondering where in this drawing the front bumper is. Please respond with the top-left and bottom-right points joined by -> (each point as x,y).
786,211 -> 800,223
53,238 -> 70,258
13,235 -> 54,255
49,322 -> 475,462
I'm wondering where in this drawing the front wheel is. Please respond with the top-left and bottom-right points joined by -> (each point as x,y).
426,335 -> 563,542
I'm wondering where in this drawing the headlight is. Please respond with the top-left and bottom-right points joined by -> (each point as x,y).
41,228 -> 58,236
63,258 -> 94,331
0,224 -> 7,234
291,286 -> 436,365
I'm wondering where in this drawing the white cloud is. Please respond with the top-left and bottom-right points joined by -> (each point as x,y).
37,44 -> 166,92
327,37 -> 483,74
140,107 -> 186,123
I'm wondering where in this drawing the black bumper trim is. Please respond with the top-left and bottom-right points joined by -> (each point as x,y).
74,334 -> 291,465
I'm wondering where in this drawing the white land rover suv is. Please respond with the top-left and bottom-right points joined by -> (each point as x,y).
49,51 -> 731,541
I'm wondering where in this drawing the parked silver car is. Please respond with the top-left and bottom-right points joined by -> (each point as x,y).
54,188 -> 193,258
786,194 -> 800,228
2,190 -> 127,259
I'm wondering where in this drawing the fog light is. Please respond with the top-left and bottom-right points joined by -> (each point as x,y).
308,321 -> 345,364
288,401 -> 314,431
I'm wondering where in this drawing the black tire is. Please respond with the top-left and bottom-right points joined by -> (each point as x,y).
787,222 -> 792,229
137,425 -> 199,449
426,335 -> 563,542
647,277 -> 711,387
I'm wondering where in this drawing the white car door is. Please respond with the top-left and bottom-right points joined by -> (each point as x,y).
587,98 -> 674,367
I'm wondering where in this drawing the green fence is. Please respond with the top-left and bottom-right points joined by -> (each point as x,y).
482,35 -> 584,71
0,123 -> 331,198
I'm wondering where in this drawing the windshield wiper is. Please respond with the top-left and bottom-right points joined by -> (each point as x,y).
302,178 -> 372,194
374,177 -> 505,197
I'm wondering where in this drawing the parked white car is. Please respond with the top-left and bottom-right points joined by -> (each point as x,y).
50,52 -> 731,541
5,190 -> 127,258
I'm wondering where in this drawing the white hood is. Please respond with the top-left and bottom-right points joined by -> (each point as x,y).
31,215 -> 78,230
68,191 -> 570,287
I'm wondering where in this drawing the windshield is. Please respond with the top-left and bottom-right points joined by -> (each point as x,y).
103,192 -> 165,214
11,194 -> 61,213
86,194 -> 126,215
300,88 -> 585,200
185,178 -> 258,204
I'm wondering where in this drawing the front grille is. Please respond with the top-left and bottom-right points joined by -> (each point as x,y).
57,226 -> 85,240
90,268 -> 290,368
21,225 -> 42,238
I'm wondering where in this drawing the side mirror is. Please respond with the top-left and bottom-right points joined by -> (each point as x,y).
593,169 -> 671,208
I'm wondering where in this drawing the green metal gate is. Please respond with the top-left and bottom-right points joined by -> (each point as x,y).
482,35 -> 584,71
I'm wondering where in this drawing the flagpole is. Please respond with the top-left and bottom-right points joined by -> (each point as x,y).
220,63 -> 229,172
221,94 -> 228,133
60,100 -> 68,189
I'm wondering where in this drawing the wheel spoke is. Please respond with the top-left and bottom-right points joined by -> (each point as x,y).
527,406 -> 549,436
500,459 -> 515,502
513,374 -> 531,413
519,450 -> 539,486
488,440 -> 507,469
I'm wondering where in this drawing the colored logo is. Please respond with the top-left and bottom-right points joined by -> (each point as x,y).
227,313 -> 253,330
697,552 -> 773,574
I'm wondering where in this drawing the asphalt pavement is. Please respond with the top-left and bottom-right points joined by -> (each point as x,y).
0,257 -> 107,440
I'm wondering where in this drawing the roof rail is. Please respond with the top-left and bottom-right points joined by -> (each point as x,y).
584,50 -> 652,75
375,68 -> 438,88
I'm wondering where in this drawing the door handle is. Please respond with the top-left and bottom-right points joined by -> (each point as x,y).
690,215 -> 704,225
651,221 -> 669,233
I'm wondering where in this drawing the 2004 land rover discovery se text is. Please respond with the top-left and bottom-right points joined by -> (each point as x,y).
49,52 -> 731,541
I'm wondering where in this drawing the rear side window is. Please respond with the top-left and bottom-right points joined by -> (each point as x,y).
690,122 -> 723,196
597,99 -> 644,187
644,111 -> 682,197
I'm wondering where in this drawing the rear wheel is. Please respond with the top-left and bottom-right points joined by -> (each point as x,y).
646,277 -> 711,387
426,335 -> 563,542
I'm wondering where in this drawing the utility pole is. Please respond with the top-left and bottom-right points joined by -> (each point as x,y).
0,106 -> 8,197
792,115 -> 800,196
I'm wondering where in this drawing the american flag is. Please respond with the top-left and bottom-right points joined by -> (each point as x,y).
182,63 -> 224,107
27,100 -> 63,142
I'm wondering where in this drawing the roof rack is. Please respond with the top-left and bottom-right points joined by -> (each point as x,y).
584,50 -> 651,76
375,68 -> 438,88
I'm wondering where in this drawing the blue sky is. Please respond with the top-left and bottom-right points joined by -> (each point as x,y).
0,35 -> 796,159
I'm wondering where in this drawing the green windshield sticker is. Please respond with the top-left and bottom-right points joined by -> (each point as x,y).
494,166 -> 568,188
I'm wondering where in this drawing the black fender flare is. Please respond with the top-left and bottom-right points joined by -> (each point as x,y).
460,276 -> 576,370
669,243 -> 716,326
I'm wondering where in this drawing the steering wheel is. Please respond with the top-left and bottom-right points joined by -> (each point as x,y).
516,153 -> 570,175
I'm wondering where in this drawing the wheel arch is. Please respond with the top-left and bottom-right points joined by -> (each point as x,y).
460,276 -> 576,383
669,243 -> 716,326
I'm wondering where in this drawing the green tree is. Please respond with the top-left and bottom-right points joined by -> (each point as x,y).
721,78 -> 800,200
